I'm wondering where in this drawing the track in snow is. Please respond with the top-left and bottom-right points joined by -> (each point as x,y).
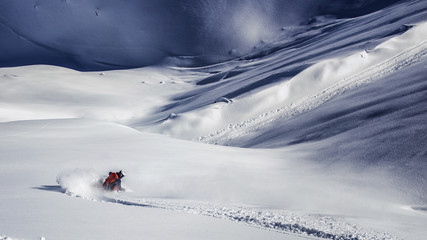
61,187 -> 403,240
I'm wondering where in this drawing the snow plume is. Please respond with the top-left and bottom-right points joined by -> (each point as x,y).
56,169 -> 103,200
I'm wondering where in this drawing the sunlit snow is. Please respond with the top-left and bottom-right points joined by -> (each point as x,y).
1,1 -> 426,240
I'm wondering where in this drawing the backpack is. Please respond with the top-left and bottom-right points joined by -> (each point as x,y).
103,172 -> 119,190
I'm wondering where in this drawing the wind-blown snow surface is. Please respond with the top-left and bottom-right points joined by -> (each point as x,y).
1,0 -> 427,239
0,0 -> 406,70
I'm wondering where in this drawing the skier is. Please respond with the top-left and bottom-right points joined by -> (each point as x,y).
103,170 -> 126,191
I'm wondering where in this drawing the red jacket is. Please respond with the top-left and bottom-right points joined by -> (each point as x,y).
103,172 -> 120,190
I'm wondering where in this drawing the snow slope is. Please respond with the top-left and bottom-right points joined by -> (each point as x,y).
0,0 -> 407,70
0,119 -> 309,240
2,119 -> 424,240
1,0 -> 427,239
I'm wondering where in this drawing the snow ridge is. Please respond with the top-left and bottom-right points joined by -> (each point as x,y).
197,37 -> 427,146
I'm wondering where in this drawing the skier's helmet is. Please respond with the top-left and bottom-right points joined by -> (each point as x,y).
118,170 -> 126,178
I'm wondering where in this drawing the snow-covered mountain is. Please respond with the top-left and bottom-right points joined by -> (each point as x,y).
1,1 -> 426,239
0,0 -> 405,70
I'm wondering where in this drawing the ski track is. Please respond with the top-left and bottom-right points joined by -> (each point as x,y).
64,189 -> 402,240
110,197 -> 402,240
196,41 -> 427,146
